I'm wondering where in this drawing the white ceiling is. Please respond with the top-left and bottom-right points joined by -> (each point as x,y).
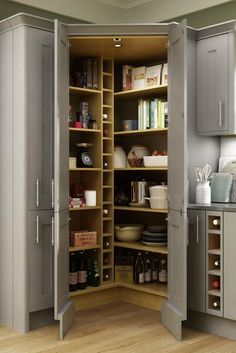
99,0 -> 152,9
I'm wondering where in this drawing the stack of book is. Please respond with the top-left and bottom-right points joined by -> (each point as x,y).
72,58 -> 99,90
122,63 -> 168,91
138,99 -> 168,130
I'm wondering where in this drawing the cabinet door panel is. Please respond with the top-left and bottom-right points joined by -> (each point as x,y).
197,34 -> 229,134
29,210 -> 54,312
187,210 -> 206,313
224,212 -> 236,320
28,28 -> 54,211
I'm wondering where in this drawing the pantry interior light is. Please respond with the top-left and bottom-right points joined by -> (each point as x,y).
114,43 -> 122,48
113,38 -> 121,42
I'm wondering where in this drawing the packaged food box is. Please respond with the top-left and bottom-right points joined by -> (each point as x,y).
70,230 -> 97,247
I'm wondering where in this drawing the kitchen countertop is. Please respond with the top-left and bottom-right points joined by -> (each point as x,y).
188,203 -> 236,212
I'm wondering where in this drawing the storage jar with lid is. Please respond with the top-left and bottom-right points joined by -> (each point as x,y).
127,145 -> 149,167
114,146 -> 126,168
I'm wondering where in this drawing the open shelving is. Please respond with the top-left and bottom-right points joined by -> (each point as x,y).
114,241 -> 168,254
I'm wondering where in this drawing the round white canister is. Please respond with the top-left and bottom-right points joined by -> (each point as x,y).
114,146 -> 127,168
196,181 -> 211,204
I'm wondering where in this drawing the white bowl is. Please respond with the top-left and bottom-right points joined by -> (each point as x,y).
143,155 -> 168,167
146,197 -> 168,209
115,224 -> 144,242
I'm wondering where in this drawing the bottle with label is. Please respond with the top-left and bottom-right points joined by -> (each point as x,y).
158,258 -> 167,283
77,251 -> 87,290
151,255 -> 158,282
89,250 -> 100,287
144,252 -> 152,283
69,252 -> 78,291
134,252 -> 144,284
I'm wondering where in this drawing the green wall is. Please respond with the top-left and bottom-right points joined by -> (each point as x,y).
0,0 -> 87,23
168,1 -> 236,28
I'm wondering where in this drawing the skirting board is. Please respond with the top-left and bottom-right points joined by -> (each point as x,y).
186,309 -> 236,340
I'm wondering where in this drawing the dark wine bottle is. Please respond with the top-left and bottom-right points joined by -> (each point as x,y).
144,252 -> 152,283
77,251 -> 87,290
69,252 -> 78,291
134,252 -> 144,284
90,250 -> 100,287
151,255 -> 158,282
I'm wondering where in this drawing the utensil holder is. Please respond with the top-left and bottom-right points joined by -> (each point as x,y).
196,181 -> 211,204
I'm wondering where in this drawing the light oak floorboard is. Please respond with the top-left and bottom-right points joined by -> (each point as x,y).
1,302 -> 236,353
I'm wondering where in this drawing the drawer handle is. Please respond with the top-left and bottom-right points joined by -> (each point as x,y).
51,217 -> 55,246
196,214 -> 199,243
218,99 -> 223,127
36,216 -> 39,244
51,179 -> 55,208
36,179 -> 39,208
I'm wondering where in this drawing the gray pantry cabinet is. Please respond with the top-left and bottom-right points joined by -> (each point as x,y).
1,12 -> 236,342
197,28 -> 236,135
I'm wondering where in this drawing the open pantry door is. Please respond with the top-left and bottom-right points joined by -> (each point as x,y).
54,19 -> 75,340
161,20 -> 188,340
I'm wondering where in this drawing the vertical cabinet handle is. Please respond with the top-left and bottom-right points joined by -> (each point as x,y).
51,217 -> 55,246
196,214 -> 199,243
36,216 -> 40,243
36,179 -> 39,208
218,99 -> 223,127
51,179 -> 55,208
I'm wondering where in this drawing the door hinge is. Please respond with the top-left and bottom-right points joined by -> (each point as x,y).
166,40 -> 170,49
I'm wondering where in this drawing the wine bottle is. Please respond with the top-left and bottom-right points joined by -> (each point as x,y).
213,300 -> 220,309
90,250 -> 100,287
214,260 -> 220,269
144,252 -> 152,283
151,255 -> 158,282
103,113 -> 108,120
77,251 -> 87,290
69,252 -> 78,291
103,239 -> 110,249
213,219 -> 220,226
134,252 -> 144,284
158,258 -> 167,283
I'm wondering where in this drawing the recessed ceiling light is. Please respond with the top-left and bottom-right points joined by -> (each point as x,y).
113,38 -> 121,42
114,43 -> 122,48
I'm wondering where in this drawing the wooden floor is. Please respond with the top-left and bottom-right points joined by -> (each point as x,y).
1,302 -> 236,353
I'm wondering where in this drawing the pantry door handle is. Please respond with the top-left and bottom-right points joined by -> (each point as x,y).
36,216 -> 40,244
196,214 -> 199,243
51,179 -> 55,208
36,179 -> 39,207
51,217 -> 55,246
218,99 -> 223,127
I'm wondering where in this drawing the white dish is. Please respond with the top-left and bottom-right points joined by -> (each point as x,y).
115,224 -> 144,242
141,240 -> 167,247
145,197 -> 168,209
143,155 -> 168,167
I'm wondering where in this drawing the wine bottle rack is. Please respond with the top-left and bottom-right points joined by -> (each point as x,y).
206,211 -> 223,317
101,57 -> 114,283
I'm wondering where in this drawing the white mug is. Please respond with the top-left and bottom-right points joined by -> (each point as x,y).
84,190 -> 96,206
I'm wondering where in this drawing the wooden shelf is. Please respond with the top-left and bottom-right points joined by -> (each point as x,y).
208,230 -> 221,235
103,121 -> 112,124
103,137 -> 112,140
208,249 -> 221,255
114,241 -> 168,254
117,282 -> 168,298
103,88 -> 112,92
69,206 -> 101,211
69,282 -> 116,297
103,104 -> 112,108
103,265 -> 113,269
69,86 -> 101,95
114,206 -> 168,213
114,85 -> 167,100
114,167 -> 168,171
103,153 -> 112,156
103,249 -> 113,253
208,270 -> 221,276
103,169 -> 113,172
103,217 -> 112,221
69,127 -> 101,133
103,233 -> 113,237
114,128 -> 167,136
69,168 -> 102,171
103,72 -> 112,76
69,244 -> 101,252
103,185 -> 112,189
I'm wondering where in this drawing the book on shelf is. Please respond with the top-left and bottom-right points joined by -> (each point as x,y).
161,63 -> 168,85
122,65 -> 133,91
137,98 -> 168,130
86,58 -> 93,89
92,58 -> 99,90
146,64 -> 162,87
73,57 -> 99,90
132,66 -> 146,90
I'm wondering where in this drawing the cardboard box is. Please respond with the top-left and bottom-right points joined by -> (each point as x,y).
70,230 -> 97,247
161,63 -> 168,85
122,65 -> 133,91
115,265 -> 133,283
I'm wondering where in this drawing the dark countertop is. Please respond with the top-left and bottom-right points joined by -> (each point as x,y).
188,203 -> 236,212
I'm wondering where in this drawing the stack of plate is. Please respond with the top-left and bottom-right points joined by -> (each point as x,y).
141,225 -> 167,247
